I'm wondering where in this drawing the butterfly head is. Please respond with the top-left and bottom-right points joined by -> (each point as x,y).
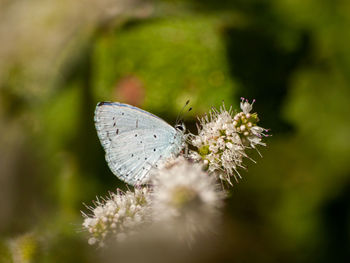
175,122 -> 186,134
175,122 -> 188,151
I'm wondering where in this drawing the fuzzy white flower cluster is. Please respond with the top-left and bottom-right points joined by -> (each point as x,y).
190,98 -> 268,184
151,158 -> 222,240
82,188 -> 151,246
82,158 -> 223,245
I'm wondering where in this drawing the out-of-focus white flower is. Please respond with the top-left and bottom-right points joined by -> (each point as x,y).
190,99 -> 268,184
151,157 -> 223,242
82,188 -> 151,246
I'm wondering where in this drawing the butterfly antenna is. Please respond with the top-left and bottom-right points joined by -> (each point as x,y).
176,100 -> 190,125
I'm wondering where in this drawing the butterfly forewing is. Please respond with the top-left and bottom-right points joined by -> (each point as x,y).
95,102 -> 171,149
94,102 -> 183,185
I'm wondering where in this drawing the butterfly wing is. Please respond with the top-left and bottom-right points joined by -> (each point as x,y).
94,102 -> 183,185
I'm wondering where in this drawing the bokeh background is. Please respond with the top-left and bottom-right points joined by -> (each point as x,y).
1,0 -> 350,262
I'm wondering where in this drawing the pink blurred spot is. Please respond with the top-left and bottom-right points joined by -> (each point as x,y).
113,75 -> 145,106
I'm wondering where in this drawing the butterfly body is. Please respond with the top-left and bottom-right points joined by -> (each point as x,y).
94,102 -> 185,185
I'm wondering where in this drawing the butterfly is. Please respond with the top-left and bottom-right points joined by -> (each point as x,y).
94,102 -> 186,185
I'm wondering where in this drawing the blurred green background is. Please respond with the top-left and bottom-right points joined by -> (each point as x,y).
1,0 -> 349,262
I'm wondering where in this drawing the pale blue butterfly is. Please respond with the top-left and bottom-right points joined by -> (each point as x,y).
94,102 -> 186,185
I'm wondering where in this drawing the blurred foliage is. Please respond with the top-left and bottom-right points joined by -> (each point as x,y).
93,15 -> 236,116
1,0 -> 350,262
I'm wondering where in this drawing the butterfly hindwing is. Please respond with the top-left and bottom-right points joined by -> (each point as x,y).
105,130 -> 172,185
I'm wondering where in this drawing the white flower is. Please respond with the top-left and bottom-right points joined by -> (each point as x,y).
150,157 -> 223,242
190,103 -> 247,184
240,98 -> 254,114
81,188 -> 151,246
190,99 -> 269,185
234,98 -> 269,151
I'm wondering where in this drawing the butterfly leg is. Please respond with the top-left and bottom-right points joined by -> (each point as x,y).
184,143 -> 188,157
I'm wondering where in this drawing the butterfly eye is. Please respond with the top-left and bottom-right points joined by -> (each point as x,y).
175,123 -> 186,132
